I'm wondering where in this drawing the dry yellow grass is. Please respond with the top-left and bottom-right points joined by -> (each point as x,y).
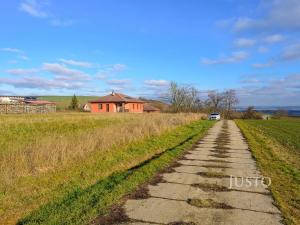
0,112 -> 205,224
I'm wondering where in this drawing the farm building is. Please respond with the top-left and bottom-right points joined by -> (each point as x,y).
82,103 -> 91,112
143,103 -> 160,113
89,92 -> 144,113
0,99 -> 56,114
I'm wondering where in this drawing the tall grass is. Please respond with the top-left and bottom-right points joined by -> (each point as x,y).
0,112 -> 205,224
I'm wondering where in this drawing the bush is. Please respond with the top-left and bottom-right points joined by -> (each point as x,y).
242,106 -> 263,119
272,109 -> 288,119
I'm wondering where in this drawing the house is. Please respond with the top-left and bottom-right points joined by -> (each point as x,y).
89,92 -> 144,113
143,103 -> 160,113
82,103 -> 91,112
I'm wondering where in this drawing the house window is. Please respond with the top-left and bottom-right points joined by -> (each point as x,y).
133,104 -> 135,110
106,104 -> 109,112
98,104 -> 102,110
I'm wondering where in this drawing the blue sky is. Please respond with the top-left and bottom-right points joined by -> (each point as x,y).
1,0 -> 300,106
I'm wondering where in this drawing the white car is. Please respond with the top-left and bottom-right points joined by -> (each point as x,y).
209,113 -> 221,120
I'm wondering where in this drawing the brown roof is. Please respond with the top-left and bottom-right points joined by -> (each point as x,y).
89,92 -> 144,103
143,103 -> 160,111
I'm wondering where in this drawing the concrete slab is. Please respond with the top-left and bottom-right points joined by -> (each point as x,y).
120,120 -> 282,225
125,198 -> 282,225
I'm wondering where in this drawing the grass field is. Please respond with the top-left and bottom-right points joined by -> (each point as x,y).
236,118 -> 300,225
0,112 -> 211,224
38,96 -> 99,110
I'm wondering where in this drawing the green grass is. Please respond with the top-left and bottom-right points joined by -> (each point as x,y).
0,113 -> 208,224
17,120 -> 213,225
37,96 -> 99,110
236,119 -> 300,225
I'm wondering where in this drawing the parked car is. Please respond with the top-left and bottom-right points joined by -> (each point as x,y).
209,112 -> 221,120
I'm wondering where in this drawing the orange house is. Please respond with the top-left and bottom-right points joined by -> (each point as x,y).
89,92 -> 144,113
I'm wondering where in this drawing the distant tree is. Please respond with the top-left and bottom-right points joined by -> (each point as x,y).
222,89 -> 239,119
272,109 -> 288,119
69,94 -> 79,110
167,82 -> 202,113
206,91 -> 224,113
242,106 -> 262,119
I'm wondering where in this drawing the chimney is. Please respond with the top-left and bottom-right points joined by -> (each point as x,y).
111,90 -> 115,96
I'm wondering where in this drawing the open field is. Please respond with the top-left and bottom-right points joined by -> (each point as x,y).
38,96 -> 99,110
236,118 -> 300,225
0,113 -> 211,224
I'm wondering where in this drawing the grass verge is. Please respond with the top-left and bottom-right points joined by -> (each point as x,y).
18,120 -> 213,225
236,119 -> 300,225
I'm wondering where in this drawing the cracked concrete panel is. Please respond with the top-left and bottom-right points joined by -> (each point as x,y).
184,153 -> 256,164
148,183 -> 279,213
174,165 -> 261,177
163,173 -> 269,193
188,151 -> 253,159
124,198 -> 282,225
178,159 -> 258,170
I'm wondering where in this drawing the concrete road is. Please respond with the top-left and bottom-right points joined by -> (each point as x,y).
120,120 -> 283,225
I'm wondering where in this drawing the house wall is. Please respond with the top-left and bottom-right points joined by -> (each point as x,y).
125,103 -> 144,113
91,103 -> 116,113
91,102 -> 143,113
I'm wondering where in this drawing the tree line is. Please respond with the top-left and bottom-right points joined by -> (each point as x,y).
166,82 -> 239,119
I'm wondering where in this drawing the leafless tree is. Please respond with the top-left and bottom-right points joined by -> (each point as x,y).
206,91 -> 224,112
168,82 -> 202,112
222,89 -> 239,118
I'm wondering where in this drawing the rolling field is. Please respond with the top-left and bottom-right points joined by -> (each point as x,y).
236,118 -> 300,225
37,96 -> 99,110
0,112 -> 212,224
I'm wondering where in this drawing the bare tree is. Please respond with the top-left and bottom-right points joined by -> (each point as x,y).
206,91 -> 224,113
168,82 -> 202,112
222,89 -> 239,119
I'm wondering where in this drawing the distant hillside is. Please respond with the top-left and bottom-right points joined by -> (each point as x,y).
38,96 -> 99,110
139,98 -> 170,112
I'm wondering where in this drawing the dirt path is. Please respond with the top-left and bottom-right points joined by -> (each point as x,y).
119,120 -> 283,225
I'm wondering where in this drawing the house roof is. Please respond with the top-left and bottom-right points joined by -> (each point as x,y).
143,103 -> 160,111
89,92 -> 144,103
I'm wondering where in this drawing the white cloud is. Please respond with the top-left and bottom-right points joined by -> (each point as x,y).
234,38 -> 256,48
19,0 -> 48,18
6,68 -> 38,75
263,34 -> 284,44
281,43 -> 300,61
232,0 -> 300,32
1,47 -> 29,61
42,63 -> 90,80
95,72 -> 109,80
144,80 -> 170,87
238,73 -> 300,105
95,64 -> 127,80
59,59 -> 92,68
106,79 -> 130,85
19,0 -> 73,27
252,62 -> 273,68
0,76 -> 85,90
201,51 -> 249,65
257,46 -> 269,53
1,48 -> 23,53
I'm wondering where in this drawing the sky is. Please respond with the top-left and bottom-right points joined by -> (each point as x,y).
0,0 -> 300,106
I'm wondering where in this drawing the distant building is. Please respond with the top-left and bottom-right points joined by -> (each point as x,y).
0,96 -> 24,103
82,103 -> 91,112
0,99 -> 56,114
143,103 -> 161,113
89,92 -> 144,113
